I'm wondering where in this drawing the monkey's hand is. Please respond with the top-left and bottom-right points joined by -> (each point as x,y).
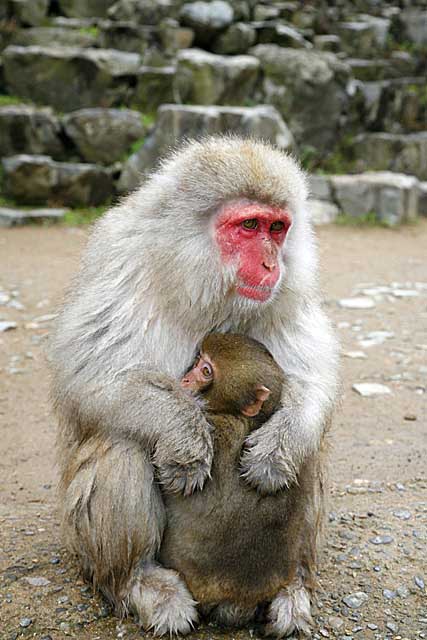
240,421 -> 298,494
145,373 -> 214,496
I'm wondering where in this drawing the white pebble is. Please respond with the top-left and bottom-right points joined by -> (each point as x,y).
352,383 -> 392,397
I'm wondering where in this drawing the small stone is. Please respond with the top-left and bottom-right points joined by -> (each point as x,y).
353,383 -> 392,397
386,622 -> 398,633
404,414 -> 417,421
342,592 -> 368,609
370,534 -> 394,545
0,321 -> 17,332
392,289 -> 419,298
367,623 -> 378,630
25,576 -> 50,586
50,556 -> 60,564
383,589 -> 397,599
343,351 -> 368,359
329,616 -> 344,630
396,585 -> 410,598
59,622 -> 71,633
393,509 -> 411,520
320,629 -> 330,637
338,297 -> 375,309
19,618 -> 33,628
414,575 -> 425,589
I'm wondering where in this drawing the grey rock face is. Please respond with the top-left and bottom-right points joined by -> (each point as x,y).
354,132 -> 427,180
135,66 -> 176,113
9,0 -> 48,26
251,45 -> 349,150
175,48 -> 259,106
180,1 -> 234,45
158,19 -> 194,55
0,207 -> 68,227
63,108 -> 146,164
58,0 -> 114,18
12,26 -> 98,48
398,9 -> 427,47
212,22 -> 256,55
0,105 -> 64,159
308,175 -> 332,201
309,199 -> 339,225
108,0 -> 181,25
3,46 -> 141,112
419,182 -> 427,217
98,20 -> 155,54
330,172 -> 420,225
118,104 -> 293,193
2,154 -> 113,206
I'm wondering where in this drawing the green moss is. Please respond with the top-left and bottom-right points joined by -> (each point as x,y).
62,205 -> 108,226
141,113 -> 155,128
0,94 -> 28,107
78,26 -> 100,38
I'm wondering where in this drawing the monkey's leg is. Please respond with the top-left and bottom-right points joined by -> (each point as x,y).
61,437 -> 198,634
265,576 -> 313,638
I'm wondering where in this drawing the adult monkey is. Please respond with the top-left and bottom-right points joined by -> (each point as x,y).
50,137 -> 339,636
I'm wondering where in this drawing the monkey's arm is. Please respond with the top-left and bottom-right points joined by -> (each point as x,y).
58,370 -> 213,496
241,305 -> 339,493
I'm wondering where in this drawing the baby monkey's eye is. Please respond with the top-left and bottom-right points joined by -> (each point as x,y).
242,219 -> 258,230
202,364 -> 213,378
270,221 -> 285,232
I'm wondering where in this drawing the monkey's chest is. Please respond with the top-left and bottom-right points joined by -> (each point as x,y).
159,422 -> 300,607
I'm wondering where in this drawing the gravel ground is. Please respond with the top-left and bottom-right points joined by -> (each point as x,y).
0,221 -> 426,640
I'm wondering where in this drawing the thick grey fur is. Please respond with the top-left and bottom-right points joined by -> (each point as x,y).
50,137 -> 339,636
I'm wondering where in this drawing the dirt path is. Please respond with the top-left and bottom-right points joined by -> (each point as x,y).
1,222 -> 426,639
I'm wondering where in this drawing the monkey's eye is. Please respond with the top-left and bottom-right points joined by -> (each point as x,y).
242,219 -> 258,230
270,221 -> 285,232
201,363 -> 213,378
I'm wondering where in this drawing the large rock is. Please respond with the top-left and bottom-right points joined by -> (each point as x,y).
174,48 -> 259,105
0,105 -> 65,159
335,16 -> 390,56
108,0 -> 181,24
180,1 -> 234,45
251,45 -> 349,150
330,172 -> 419,225
354,133 -> 427,180
419,182 -> 427,217
0,207 -> 68,227
212,22 -> 256,54
158,19 -> 194,55
118,104 -> 293,193
134,66 -> 176,112
63,108 -> 146,164
98,20 -> 156,54
309,199 -> 339,225
3,46 -> 141,112
58,0 -> 115,18
2,154 -> 114,206
9,0 -> 48,26
12,26 -> 98,48
396,9 -> 427,47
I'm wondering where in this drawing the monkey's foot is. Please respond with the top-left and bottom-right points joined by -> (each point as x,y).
130,563 -> 198,636
265,584 -> 312,638
240,434 -> 297,494
157,457 -> 212,496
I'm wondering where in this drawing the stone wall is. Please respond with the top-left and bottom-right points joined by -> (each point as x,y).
0,0 -> 427,223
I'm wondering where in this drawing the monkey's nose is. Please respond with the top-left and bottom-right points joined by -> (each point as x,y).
262,260 -> 276,272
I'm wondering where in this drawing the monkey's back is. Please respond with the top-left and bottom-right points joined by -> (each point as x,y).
160,415 -> 321,608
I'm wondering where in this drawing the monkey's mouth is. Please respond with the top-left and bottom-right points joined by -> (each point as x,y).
236,282 -> 274,302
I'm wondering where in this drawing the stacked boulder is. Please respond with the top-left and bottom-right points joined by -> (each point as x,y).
0,0 -> 426,223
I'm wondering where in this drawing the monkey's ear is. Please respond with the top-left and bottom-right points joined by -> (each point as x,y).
241,385 -> 271,417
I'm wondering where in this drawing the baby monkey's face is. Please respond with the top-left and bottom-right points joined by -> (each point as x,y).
181,353 -> 214,394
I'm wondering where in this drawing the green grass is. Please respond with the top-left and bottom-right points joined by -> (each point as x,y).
0,94 -> 27,107
62,205 -> 108,226
335,211 -> 393,228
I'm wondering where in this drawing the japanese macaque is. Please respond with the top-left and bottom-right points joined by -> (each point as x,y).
160,333 -> 326,636
50,137 -> 339,636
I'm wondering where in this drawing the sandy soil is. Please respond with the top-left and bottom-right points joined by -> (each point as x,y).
0,221 -> 426,640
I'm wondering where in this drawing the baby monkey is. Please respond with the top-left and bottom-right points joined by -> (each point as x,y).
159,333 -> 323,636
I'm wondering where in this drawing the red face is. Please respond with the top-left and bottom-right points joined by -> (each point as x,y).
215,200 -> 292,302
181,354 -> 214,393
